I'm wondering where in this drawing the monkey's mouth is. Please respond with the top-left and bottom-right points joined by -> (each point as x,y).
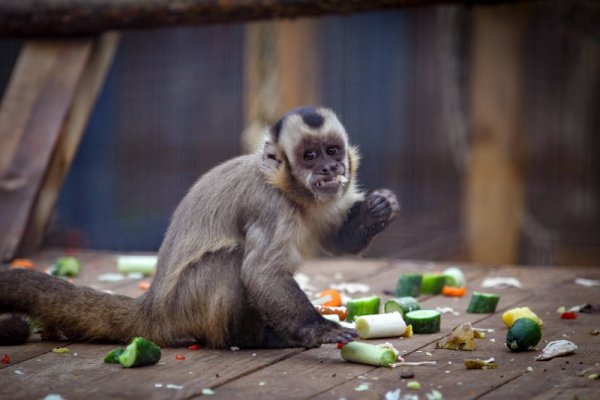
313,175 -> 348,192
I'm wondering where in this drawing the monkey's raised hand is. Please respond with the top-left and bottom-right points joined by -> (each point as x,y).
363,189 -> 400,233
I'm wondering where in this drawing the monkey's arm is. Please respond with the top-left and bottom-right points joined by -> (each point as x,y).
241,222 -> 356,347
324,189 -> 399,255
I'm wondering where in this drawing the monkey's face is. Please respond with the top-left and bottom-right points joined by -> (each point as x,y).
293,135 -> 349,198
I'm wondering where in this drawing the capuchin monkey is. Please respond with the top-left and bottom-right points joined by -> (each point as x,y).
0,106 -> 399,349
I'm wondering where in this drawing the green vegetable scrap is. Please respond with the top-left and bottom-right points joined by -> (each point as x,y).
406,381 -> 421,390
436,322 -> 476,351
466,292 -> 500,313
340,341 -> 399,367
420,273 -> 447,294
384,296 -> 421,317
117,255 -> 157,276
395,274 -> 422,297
50,257 -> 81,277
104,337 -> 161,367
345,296 -> 380,322
506,318 -> 542,352
404,310 -> 441,334
52,347 -> 70,353
104,347 -> 125,364
442,267 -> 466,287
464,358 -> 497,369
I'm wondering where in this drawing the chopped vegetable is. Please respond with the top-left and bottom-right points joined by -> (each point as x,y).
481,277 -> 522,288
346,296 -> 380,322
175,354 -> 186,360
466,292 -> 500,313
442,267 -> 466,287
535,340 -> 577,361
464,357 -> 497,369
138,281 -> 151,291
589,374 -> 599,380
502,307 -> 543,327
117,337 -> 161,368
436,322 -> 475,351
420,273 -> 446,294
395,273 -> 422,297
10,259 -> 35,269
426,389 -> 444,400
591,330 -> 599,336
1,354 -> 9,364
49,257 -> 81,277
406,381 -> 421,390
473,329 -> 486,339
336,342 -> 344,350
441,286 -> 467,297
52,347 -> 70,353
117,255 -> 157,276
318,289 -> 342,307
402,324 -> 413,338
315,305 -> 347,321
104,348 -> 125,363
560,311 -> 577,320
404,310 -> 441,334
340,341 -> 399,367
322,314 -> 341,323
355,312 -> 407,339
384,297 -> 421,317
506,318 -> 542,352
188,344 -> 202,350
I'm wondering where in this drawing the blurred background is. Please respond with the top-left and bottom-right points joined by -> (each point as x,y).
0,1 -> 598,266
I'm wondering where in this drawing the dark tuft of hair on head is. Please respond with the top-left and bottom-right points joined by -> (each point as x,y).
294,106 -> 324,129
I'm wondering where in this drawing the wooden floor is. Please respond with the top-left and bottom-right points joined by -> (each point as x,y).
1,249 -> 599,400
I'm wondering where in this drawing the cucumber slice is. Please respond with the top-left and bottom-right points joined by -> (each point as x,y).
420,273 -> 446,294
384,297 -> 421,317
442,267 -> 466,288
104,347 -> 125,363
50,257 -> 81,277
346,296 -> 380,322
118,337 -> 161,368
506,317 -> 542,352
404,310 -> 441,334
395,274 -> 422,297
467,292 -> 500,313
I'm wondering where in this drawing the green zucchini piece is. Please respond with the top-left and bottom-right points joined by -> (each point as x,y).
420,273 -> 446,294
50,257 -> 81,277
404,310 -> 441,334
442,267 -> 466,288
118,337 -> 161,368
384,297 -> 421,317
506,317 -> 542,352
467,292 -> 500,313
104,347 -> 125,363
346,296 -> 380,322
117,256 -> 157,276
395,274 -> 422,297
340,341 -> 398,367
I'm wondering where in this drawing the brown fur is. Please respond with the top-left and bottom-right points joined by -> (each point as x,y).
0,107 -> 397,349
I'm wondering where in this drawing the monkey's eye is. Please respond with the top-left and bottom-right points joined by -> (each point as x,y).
304,150 -> 318,161
326,146 -> 340,156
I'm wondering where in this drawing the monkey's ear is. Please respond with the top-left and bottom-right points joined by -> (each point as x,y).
261,140 -> 282,171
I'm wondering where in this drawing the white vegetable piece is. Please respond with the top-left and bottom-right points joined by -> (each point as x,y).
355,312 -> 407,339
535,340 -> 577,361
322,314 -> 341,323
117,255 -> 157,276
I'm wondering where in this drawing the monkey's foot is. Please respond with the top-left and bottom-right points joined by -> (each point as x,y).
297,321 -> 358,347
364,189 -> 400,232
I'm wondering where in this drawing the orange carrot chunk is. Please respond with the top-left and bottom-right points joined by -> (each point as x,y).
441,286 -> 467,297
319,289 -> 342,307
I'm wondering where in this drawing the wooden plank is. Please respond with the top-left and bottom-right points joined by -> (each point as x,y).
18,33 -> 119,255
465,5 -> 528,265
0,40 -> 93,261
0,0 -> 532,38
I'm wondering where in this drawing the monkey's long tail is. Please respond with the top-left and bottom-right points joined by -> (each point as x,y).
0,268 -> 147,345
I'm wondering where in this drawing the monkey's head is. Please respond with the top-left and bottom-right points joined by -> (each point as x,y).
262,106 -> 359,204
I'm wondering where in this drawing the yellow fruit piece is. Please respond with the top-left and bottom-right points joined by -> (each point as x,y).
402,324 -> 413,338
502,307 -> 543,328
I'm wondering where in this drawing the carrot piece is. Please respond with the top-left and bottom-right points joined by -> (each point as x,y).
1,354 -> 9,364
138,281 -> 151,291
10,259 -> 35,269
175,354 -> 186,360
441,286 -> 467,297
315,305 -> 347,321
319,289 -> 342,307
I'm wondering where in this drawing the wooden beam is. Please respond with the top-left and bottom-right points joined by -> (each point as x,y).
465,4 -> 528,265
0,0 -> 532,38
18,33 -> 120,255
0,39 -> 93,261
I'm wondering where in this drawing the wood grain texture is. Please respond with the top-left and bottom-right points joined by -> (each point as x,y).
0,40 -> 92,261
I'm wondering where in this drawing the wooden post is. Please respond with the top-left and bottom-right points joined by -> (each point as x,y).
243,18 -> 320,151
465,5 -> 528,265
19,33 -> 120,254
0,39 -> 93,260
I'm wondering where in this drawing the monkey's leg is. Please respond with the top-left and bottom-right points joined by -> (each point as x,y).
327,188 -> 399,255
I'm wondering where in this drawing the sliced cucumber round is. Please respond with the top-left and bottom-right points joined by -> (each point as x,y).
118,337 -> 161,368
506,317 -> 542,352
384,297 -> 421,317
345,296 -> 380,322
395,274 -> 422,297
420,274 -> 447,294
404,310 -> 441,334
